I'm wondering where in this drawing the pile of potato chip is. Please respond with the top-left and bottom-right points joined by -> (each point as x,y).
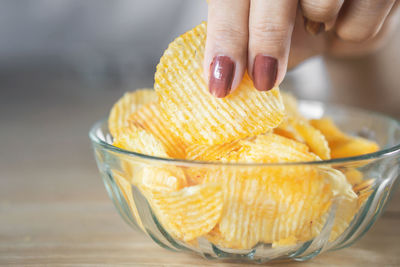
108,22 -> 379,249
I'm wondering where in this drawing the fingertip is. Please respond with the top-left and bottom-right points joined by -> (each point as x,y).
208,55 -> 235,98
252,54 -> 278,92
229,59 -> 246,94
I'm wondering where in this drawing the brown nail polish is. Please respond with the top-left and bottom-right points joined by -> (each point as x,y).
209,56 -> 235,98
304,18 -> 325,35
252,54 -> 278,92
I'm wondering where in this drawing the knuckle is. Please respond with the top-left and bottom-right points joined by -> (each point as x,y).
354,0 -> 392,13
250,19 -> 289,45
250,20 -> 289,57
210,22 -> 248,55
212,22 -> 248,43
302,0 -> 342,21
336,26 -> 377,43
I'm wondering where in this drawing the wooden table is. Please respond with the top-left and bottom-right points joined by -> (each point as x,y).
1,31 -> 400,266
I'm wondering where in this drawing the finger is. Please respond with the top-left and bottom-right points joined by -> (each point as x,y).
204,0 -> 250,98
288,10 -> 327,69
328,1 -> 400,57
248,0 -> 298,91
301,0 -> 344,33
335,0 -> 396,42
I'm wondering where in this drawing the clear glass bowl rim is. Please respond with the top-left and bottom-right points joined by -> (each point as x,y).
89,100 -> 400,167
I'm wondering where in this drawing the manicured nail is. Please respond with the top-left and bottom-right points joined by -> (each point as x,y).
304,18 -> 325,35
252,54 -> 278,92
209,56 -> 235,98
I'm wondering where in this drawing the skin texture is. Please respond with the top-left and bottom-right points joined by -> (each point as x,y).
205,0 -> 400,97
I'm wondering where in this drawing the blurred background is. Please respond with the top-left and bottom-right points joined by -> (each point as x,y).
0,0 -> 399,264
0,0 -> 208,203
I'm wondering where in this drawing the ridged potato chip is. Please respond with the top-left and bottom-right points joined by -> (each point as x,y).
137,166 -> 187,193
204,168 -> 333,249
310,117 -> 379,158
353,178 -> 374,194
343,168 -> 364,186
185,140 -> 241,161
237,133 -> 316,163
318,166 -> 357,199
330,137 -> 379,159
292,120 -> 331,160
108,89 -> 157,138
281,91 -> 304,119
129,102 -> 187,158
353,178 -> 374,206
116,154 -> 142,184
113,124 -> 168,158
329,196 -> 359,242
182,167 -> 209,185
154,22 -> 285,145
310,118 -> 349,145
148,183 -> 223,241
273,115 -> 330,160
305,171 -> 368,243
113,170 -> 145,231
273,91 -> 305,142
285,168 -> 359,244
202,134 -> 355,249
273,120 -> 304,142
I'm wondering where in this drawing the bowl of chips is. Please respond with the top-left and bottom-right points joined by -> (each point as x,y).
89,22 -> 400,263
90,97 -> 400,262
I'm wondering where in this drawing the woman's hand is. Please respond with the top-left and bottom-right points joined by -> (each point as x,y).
204,0 -> 399,98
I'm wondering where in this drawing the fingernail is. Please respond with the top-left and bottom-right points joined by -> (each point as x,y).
304,18 -> 325,35
252,54 -> 278,92
209,56 -> 235,98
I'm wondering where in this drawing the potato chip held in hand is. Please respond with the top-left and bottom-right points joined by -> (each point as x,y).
154,22 -> 285,145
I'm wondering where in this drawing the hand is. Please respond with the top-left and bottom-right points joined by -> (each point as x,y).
204,0 -> 399,98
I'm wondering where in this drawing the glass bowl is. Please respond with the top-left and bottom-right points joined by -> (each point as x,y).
89,100 -> 400,263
